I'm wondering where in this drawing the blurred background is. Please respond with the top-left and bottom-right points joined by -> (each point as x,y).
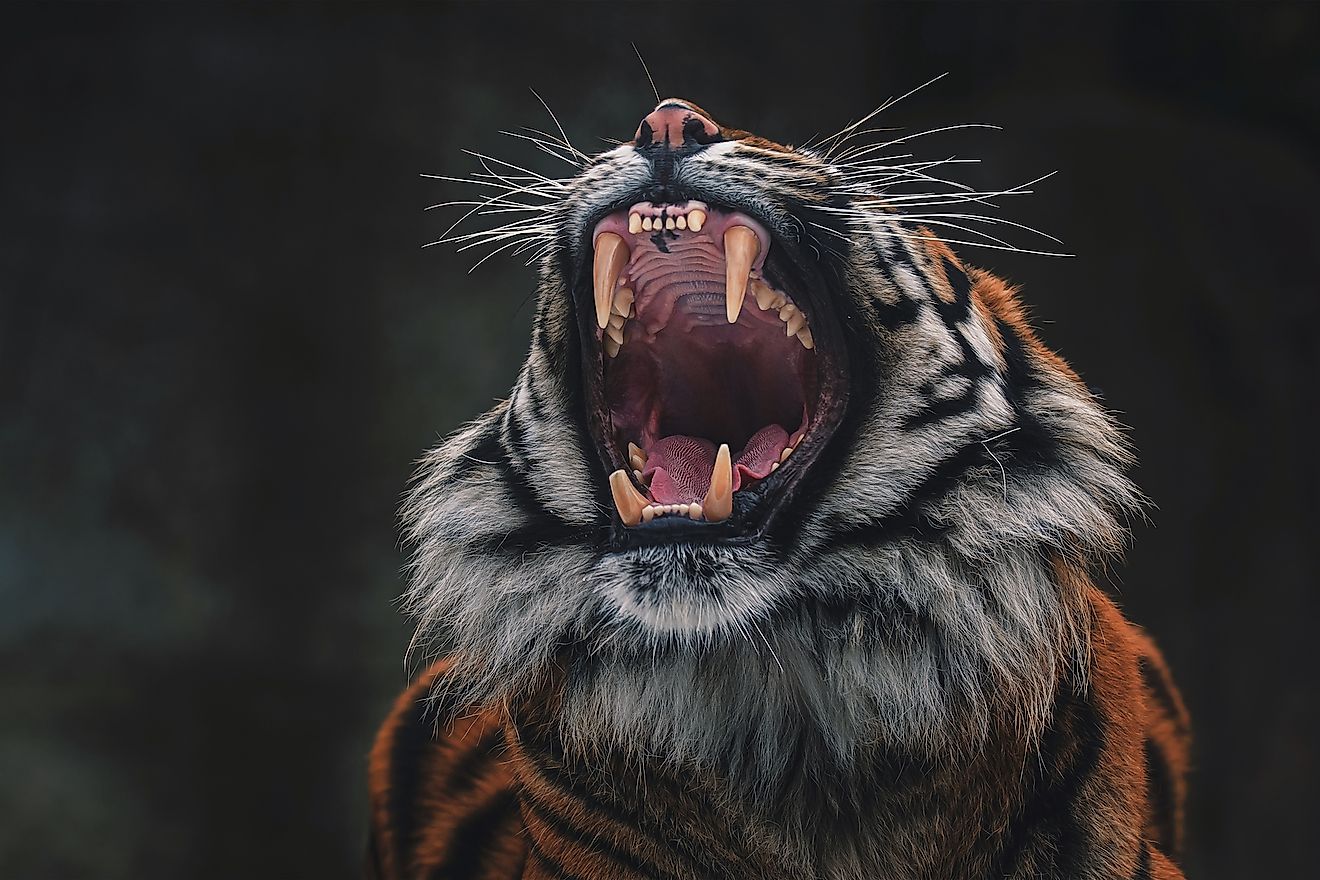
2,2 -> 1316,877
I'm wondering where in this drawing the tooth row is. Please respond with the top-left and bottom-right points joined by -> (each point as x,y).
643,502 -> 703,522
628,206 -> 707,236
603,287 -> 634,358
751,279 -> 814,349
608,441 -> 735,527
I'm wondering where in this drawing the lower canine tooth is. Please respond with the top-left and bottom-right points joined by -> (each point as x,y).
609,470 -> 649,526
702,443 -> 734,523
593,233 -> 629,329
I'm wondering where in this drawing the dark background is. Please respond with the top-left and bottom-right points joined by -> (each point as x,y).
2,2 -> 1316,877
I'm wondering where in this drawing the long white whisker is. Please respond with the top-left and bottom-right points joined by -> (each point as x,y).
529,89 -> 586,163
868,228 -> 1072,257
836,123 -> 1003,164
818,72 -> 950,157
466,235 -> 539,273
499,130 -> 583,167
632,42 -> 661,106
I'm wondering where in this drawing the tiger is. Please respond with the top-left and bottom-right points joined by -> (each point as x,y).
367,97 -> 1192,880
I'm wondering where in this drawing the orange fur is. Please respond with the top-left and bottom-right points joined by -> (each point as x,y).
368,579 -> 1191,878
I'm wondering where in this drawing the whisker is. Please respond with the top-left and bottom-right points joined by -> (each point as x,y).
632,42 -> 661,106
817,72 -> 950,158
529,88 -> 587,164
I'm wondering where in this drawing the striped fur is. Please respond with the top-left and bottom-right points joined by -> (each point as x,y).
371,100 -> 1191,878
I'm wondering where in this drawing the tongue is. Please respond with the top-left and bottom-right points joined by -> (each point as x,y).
642,424 -> 789,505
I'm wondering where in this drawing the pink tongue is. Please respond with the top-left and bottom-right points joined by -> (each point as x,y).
642,424 -> 789,505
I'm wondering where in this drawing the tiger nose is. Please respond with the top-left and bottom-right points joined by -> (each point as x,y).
634,102 -> 722,150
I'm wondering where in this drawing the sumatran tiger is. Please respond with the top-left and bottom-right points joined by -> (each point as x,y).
367,97 -> 1192,880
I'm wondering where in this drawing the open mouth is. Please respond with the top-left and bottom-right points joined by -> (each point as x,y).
583,200 -> 847,538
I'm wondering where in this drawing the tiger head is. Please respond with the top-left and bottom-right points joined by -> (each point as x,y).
406,99 -> 1138,781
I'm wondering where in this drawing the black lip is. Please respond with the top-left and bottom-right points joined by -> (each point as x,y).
569,193 -> 852,549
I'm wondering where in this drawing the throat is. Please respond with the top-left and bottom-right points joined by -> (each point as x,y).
606,291 -> 814,510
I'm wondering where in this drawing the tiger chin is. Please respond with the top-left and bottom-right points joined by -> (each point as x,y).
367,100 -> 1191,880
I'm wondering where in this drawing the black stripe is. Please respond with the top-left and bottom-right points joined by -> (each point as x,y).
901,257 -> 994,430
385,691 -> 435,873
439,726 -> 504,799
453,411 -> 597,555
1138,655 -> 1188,737
515,725 -> 728,874
365,821 -> 384,880
869,278 -> 922,330
937,257 -> 974,322
1144,737 -> 1176,854
992,686 -> 1107,877
520,786 -> 670,880
1132,839 -> 1152,880
1048,695 -> 1108,876
447,426 -> 506,483
431,787 -> 521,880
902,380 -> 983,430
812,441 -> 990,551
523,834 -> 581,880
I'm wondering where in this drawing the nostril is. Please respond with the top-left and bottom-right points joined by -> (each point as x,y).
634,101 -> 722,150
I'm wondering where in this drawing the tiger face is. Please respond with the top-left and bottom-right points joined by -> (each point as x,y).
407,99 -> 1137,770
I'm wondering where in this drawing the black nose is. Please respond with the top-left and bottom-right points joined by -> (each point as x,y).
633,101 -> 722,151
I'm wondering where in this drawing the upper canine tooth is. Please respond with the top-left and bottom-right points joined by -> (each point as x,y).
593,233 -> 629,330
702,443 -> 734,523
687,209 -> 706,232
609,469 -> 649,526
628,213 -> 642,234
723,226 -> 760,324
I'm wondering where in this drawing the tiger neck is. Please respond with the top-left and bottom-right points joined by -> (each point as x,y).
504,676 -> 1038,878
